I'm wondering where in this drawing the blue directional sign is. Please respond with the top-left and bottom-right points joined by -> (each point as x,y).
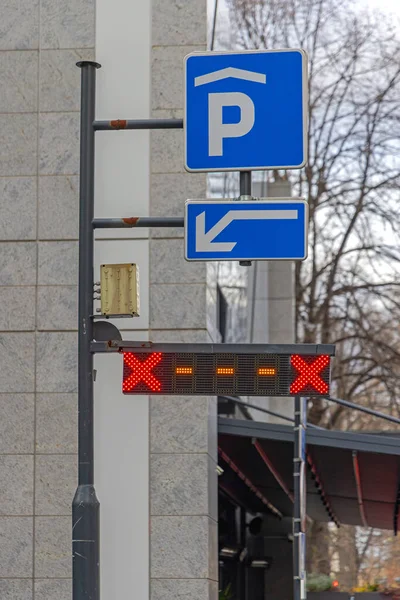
185,199 -> 308,261
184,49 -> 308,172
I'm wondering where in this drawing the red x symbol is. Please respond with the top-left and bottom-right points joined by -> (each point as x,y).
290,354 -> 330,395
123,352 -> 163,392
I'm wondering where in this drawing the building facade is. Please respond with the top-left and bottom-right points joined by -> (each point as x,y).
0,0 -> 294,598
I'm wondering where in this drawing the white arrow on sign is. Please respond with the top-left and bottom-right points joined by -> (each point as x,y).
195,209 -> 299,252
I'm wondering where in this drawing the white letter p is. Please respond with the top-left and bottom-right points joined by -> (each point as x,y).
208,92 -> 255,157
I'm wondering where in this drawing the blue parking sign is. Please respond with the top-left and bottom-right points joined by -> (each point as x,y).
184,49 -> 308,172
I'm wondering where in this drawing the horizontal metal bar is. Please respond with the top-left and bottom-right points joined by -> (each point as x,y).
221,396 -> 322,429
221,396 -> 294,423
328,396 -> 400,425
92,217 -> 184,229
90,340 -> 336,355
93,118 -> 183,131
218,416 -> 400,456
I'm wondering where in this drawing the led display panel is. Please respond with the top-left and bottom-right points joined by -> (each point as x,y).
122,351 -> 331,396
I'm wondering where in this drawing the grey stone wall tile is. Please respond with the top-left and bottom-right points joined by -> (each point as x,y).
206,286 -> 220,343
0,51 -> 38,112
208,456 -> 218,522
150,172 -> 205,238
150,283 -> 206,329
40,0 -> 95,49
152,171 -> 205,204
39,113 -> 79,175
0,394 -> 34,453
208,518 -> 218,582
36,332 -> 77,393
251,298 -> 268,343
152,46 -> 203,111
35,580 -> 72,600
151,579 -> 209,600
209,579 -> 218,600
36,394 -> 77,453
150,238 -> 206,283
38,242 -> 78,285
37,286 -> 77,331
268,298 -> 295,343
151,454 -> 208,516
207,263 -> 218,287
151,129 -> 184,175
0,114 -> 37,176
149,329 -> 212,343
208,397 -> 217,462
0,517 -> 33,577
35,516 -> 71,577
0,0 -> 39,50
151,110 -> 184,174
267,262 -> 294,299
151,396 -> 214,454
0,287 -> 36,330
0,456 -> 34,515
0,178 -> 37,240
0,333 -> 35,393
0,580 -> 32,600
152,0 -> 206,46
268,327 -> 295,344
35,455 -> 77,515
38,175 -> 79,240
40,49 -> 94,112
151,516 -> 209,578
0,242 -> 37,285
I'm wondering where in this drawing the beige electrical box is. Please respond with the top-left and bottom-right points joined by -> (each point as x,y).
100,263 -> 140,317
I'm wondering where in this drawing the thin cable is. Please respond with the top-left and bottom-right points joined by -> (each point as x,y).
220,395 -> 322,428
221,396 -> 294,422
327,397 -> 400,426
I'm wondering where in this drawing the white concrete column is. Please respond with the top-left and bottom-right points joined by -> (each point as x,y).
94,0 -> 151,598
248,180 -> 295,422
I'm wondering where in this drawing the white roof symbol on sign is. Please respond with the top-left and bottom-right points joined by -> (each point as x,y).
194,67 -> 266,87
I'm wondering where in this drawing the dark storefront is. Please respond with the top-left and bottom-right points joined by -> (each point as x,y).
217,417 -> 400,600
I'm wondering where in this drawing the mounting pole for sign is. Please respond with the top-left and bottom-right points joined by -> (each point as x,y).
293,396 -> 307,600
73,60 -> 101,600
239,170 -> 252,198
239,170 -> 252,267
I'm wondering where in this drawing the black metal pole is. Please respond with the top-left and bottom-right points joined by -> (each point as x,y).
293,396 -> 307,600
239,170 -> 252,197
73,60 -> 101,600
238,506 -> 247,600
239,171 -> 252,267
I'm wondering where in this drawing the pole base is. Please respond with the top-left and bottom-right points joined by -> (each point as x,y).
72,484 -> 100,600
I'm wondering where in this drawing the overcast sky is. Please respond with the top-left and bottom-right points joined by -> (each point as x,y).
208,0 -> 400,34
365,0 -> 400,13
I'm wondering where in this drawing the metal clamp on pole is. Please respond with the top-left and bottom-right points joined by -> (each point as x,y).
73,60 -> 101,600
